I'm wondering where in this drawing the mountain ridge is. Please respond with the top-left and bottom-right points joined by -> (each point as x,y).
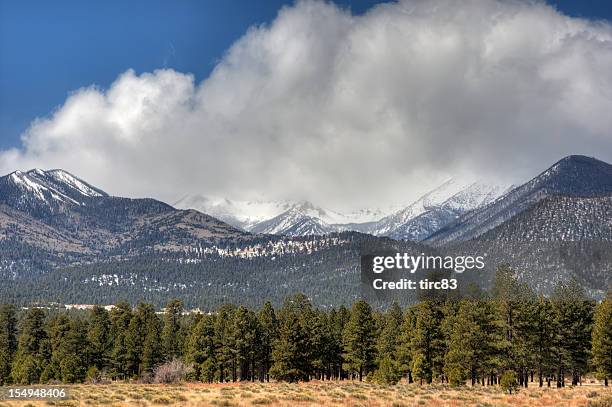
426,155 -> 612,245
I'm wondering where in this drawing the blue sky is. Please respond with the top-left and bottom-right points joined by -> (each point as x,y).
1,0 -> 611,150
0,0 -> 379,149
2,0 -> 612,206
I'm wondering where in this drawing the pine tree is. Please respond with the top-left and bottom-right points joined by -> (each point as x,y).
185,315 -> 217,383
591,295 -> 612,386
11,308 -> 48,384
444,299 -> 498,386
329,306 -> 349,380
551,280 -> 594,387
397,306 -> 416,384
342,300 -> 376,381
257,301 -> 277,382
377,302 -> 403,362
125,302 -> 162,376
0,304 -> 17,384
410,301 -> 445,384
214,304 -> 237,382
269,294 -> 314,382
87,306 -> 111,371
49,318 -> 87,383
529,297 -> 555,387
232,306 -> 258,381
161,299 -> 185,361
109,302 -> 132,379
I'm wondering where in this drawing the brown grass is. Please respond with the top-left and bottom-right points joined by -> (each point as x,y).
1,380 -> 610,407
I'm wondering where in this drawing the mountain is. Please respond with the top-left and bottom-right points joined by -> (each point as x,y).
0,169 -> 247,261
174,180 -> 507,239
249,201 -> 336,236
368,180 -> 511,240
426,155 -> 612,245
0,169 -> 107,216
173,195 -> 398,233
172,195 -> 295,230
431,156 -> 612,299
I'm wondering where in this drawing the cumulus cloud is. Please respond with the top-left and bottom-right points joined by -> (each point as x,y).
2,0 -> 612,209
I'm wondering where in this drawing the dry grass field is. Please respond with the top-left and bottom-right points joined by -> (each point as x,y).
1,381 -> 611,407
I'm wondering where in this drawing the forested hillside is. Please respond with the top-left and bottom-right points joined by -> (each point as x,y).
0,267 -> 610,388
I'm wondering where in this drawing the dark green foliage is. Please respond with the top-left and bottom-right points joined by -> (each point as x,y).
161,299 -> 185,361
342,300 -> 376,381
0,283 -> 604,386
87,306 -> 111,370
269,294 -> 315,382
185,315 -> 217,382
592,296 -> 612,385
371,356 -> 402,385
11,308 -> 48,384
0,304 -> 17,384
501,370 -> 520,394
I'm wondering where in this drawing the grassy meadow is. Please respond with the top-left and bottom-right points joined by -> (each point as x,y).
1,381 -> 611,407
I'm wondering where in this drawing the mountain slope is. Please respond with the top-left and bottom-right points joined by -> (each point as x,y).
477,195 -> 612,242
0,169 -> 248,260
426,155 -> 612,245
249,201 -> 335,236
173,195 -> 295,230
372,181 -> 510,240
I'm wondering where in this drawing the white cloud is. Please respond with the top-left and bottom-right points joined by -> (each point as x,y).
2,0 -> 612,210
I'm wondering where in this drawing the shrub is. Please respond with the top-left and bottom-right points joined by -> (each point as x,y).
86,366 -> 102,384
371,357 -> 402,385
153,359 -> 194,384
500,371 -> 519,394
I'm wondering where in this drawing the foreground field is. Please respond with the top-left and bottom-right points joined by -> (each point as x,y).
1,381 -> 611,407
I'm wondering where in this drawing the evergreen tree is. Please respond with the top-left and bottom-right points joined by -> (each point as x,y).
232,306 -> 259,381
49,318 -> 87,383
214,304 -> 237,382
11,308 -> 48,384
124,302 -> 162,376
269,294 -> 314,382
397,306 -> 416,384
0,304 -> 17,384
186,315 -> 217,383
377,302 -> 403,362
444,299 -> 497,386
551,280 -> 594,387
87,306 -> 110,371
109,302 -> 133,379
257,301 -> 277,382
161,299 -> 185,361
342,300 -> 376,381
591,295 -> 612,386
329,306 -> 349,380
410,301 -> 445,384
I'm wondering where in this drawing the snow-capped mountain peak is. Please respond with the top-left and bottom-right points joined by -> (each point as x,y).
1,169 -> 108,214
367,179 -> 511,240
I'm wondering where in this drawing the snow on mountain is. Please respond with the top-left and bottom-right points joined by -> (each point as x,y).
367,179 -> 465,237
366,179 -> 510,239
174,195 -> 399,233
0,169 -> 108,214
426,155 -> 612,245
175,179 -> 508,238
250,203 -> 334,236
173,195 -> 296,230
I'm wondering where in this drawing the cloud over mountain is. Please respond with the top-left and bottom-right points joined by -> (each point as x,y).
2,0 -> 612,209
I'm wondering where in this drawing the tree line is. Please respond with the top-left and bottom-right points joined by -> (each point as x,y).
0,266 -> 610,388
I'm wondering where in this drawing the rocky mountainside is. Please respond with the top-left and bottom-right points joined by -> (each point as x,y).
426,155 -> 612,245
0,169 -> 246,261
175,179 -> 508,239
370,181 -> 511,240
